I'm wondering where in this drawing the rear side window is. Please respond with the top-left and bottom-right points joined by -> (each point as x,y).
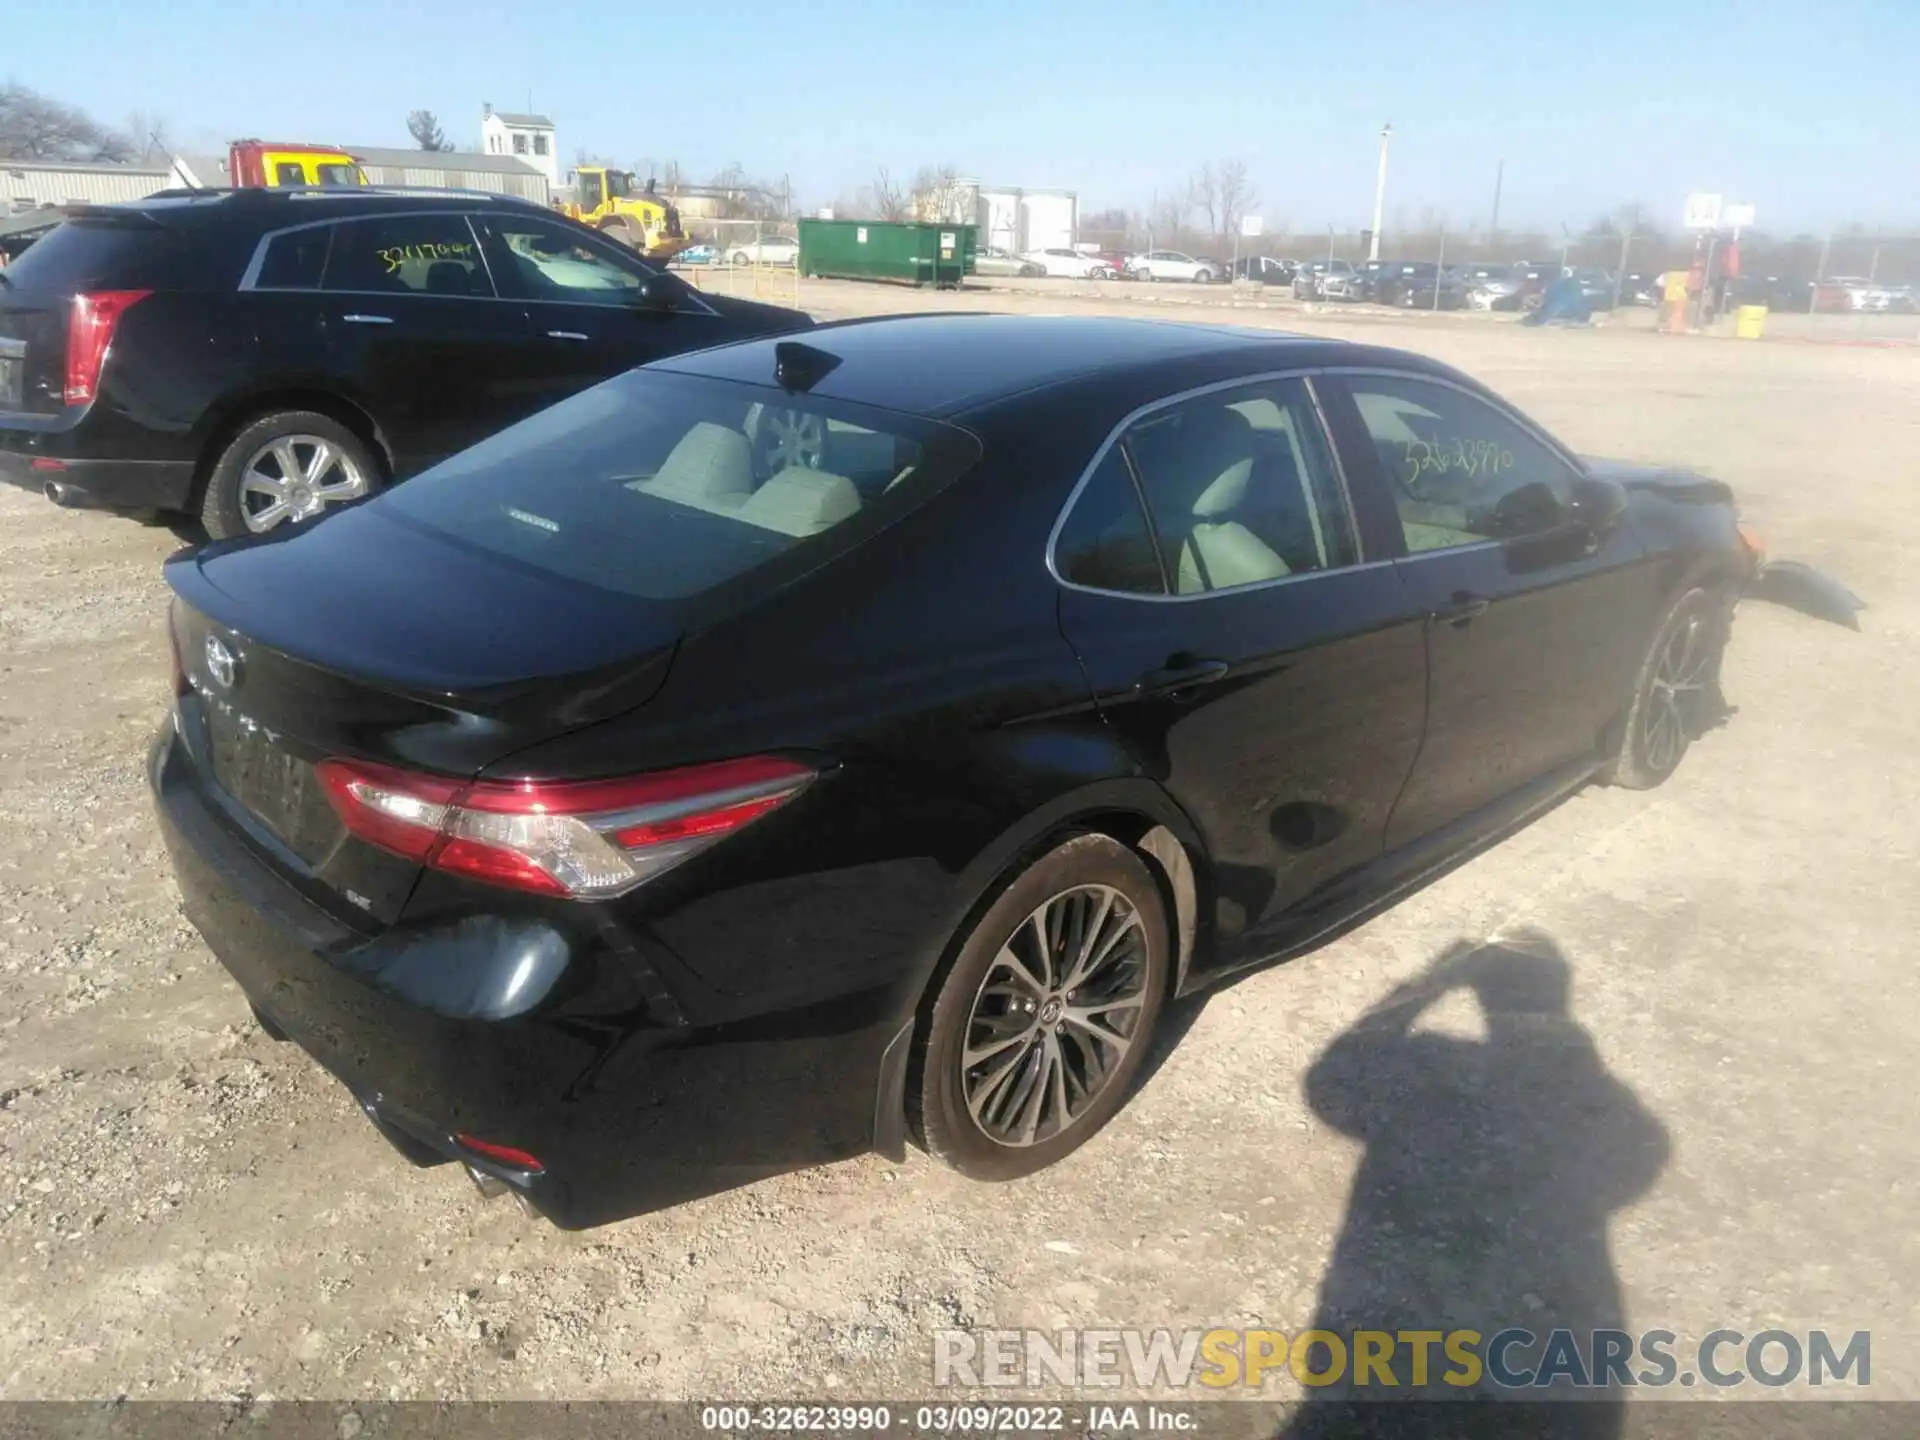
253,226 -> 332,289
0,220 -> 171,292
1054,378 -> 1358,598
1054,449 -> 1165,595
377,371 -> 978,601
322,214 -> 492,297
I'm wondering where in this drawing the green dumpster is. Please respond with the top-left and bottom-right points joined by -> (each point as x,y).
797,219 -> 975,288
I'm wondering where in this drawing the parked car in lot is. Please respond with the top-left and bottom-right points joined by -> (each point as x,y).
971,245 -> 1042,278
149,312 -> 1856,1226
1021,247 -> 1116,279
727,233 -> 800,266
1565,267 -> 1617,310
1373,261 -> 1468,309
670,243 -> 721,266
1511,261 -> 1567,309
1230,255 -> 1295,286
1292,258 -> 1357,299
1459,265 -> 1524,311
0,189 -> 810,538
1615,271 -> 1662,307
1318,264 -> 1369,301
1092,250 -> 1137,278
1132,250 -> 1218,283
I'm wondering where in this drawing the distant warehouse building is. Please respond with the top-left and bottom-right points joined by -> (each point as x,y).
3,160 -> 169,213
351,147 -> 550,204
168,148 -> 551,205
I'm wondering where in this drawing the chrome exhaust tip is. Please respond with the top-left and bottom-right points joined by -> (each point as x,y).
465,1163 -> 508,1201
43,479 -> 82,508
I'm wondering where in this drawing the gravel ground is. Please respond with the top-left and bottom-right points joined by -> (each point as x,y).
0,285 -> 1914,1406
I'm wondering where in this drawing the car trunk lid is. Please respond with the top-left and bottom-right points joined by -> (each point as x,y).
165,505 -> 683,928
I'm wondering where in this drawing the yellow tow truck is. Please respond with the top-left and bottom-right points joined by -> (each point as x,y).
559,167 -> 689,259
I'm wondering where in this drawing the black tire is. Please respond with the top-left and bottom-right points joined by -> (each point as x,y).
909,832 -> 1170,1181
1604,585 -> 1732,789
199,411 -> 383,541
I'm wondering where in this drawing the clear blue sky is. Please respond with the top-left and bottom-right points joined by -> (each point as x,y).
14,0 -> 1918,234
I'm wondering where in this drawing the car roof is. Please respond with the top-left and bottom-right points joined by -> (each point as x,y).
654,314 -> 1380,418
86,187 -> 553,232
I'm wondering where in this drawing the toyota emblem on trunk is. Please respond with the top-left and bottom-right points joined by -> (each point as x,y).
205,635 -> 237,689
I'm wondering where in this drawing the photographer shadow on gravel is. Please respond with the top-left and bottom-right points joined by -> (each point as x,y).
1283,931 -> 1671,1440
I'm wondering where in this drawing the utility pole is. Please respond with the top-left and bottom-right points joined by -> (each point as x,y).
1368,123 -> 1392,261
1611,205 -> 1637,310
1810,232 -> 1831,315
1489,159 -> 1503,246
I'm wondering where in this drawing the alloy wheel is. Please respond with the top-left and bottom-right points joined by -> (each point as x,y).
960,884 -> 1150,1147
239,435 -> 370,533
1643,610 -> 1714,772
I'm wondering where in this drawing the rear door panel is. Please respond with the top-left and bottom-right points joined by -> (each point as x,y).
1053,376 -> 1430,965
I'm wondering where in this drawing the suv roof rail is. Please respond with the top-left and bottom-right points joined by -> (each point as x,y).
275,185 -> 540,204
139,185 -> 545,206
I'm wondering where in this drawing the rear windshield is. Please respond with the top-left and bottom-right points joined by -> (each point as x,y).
0,218 -> 173,292
378,371 -> 979,602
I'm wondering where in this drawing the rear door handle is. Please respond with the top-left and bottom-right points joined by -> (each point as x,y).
1432,590 -> 1492,627
340,313 -> 393,325
1135,659 -> 1230,700
546,330 -> 590,341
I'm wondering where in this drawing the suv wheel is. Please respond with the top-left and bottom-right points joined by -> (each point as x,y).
910,832 -> 1170,1181
201,412 -> 382,540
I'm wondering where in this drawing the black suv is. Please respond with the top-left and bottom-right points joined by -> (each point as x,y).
0,188 -> 811,537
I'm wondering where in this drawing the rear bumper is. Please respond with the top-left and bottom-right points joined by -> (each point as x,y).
148,725 -> 909,1228
0,443 -> 196,510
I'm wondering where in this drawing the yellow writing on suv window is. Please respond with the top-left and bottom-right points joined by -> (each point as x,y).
377,242 -> 474,275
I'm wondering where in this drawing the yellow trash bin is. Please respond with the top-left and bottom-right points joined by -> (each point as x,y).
1735,304 -> 1768,340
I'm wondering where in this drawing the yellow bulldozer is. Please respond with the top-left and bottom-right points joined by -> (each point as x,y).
559,167 -> 689,260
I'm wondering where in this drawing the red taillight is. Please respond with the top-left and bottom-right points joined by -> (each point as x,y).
316,754 -> 815,899
65,289 -> 151,406
456,1135 -> 544,1173
28,457 -> 67,472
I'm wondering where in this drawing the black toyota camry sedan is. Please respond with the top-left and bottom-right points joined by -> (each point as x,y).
150,315 -> 1856,1227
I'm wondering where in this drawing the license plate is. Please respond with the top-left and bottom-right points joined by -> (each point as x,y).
206,708 -> 316,848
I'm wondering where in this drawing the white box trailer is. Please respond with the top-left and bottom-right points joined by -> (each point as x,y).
972,185 -> 1077,254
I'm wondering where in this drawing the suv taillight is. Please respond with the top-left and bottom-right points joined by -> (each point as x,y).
65,290 -> 151,405
316,755 -> 815,899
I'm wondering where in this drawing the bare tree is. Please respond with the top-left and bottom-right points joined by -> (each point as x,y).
1214,158 -> 1256,242
123,110 -> 175,164
406,110 -> 453,152
1188,164 -> 1220,237
1148,190 -> 1190,250
870,166 -> 909,222
909,163 -> 966,222
0,82 -> 132,161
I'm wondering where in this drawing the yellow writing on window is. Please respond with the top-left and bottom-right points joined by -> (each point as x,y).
377,242 -> 474,274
